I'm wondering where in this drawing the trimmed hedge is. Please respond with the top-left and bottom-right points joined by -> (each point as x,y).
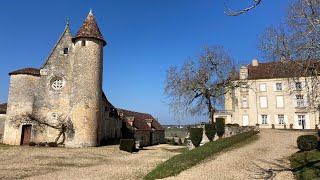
48,142 -> 58,147
29,142 -> 36,146
189,128 -> 203,147
297,135 -> 318,151
120,139 -> 136,153
205,123 -> 216,141
216,118 -> 225,138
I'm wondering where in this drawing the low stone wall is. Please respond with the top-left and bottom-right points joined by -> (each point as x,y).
224,126 -> 259,138
187,125 -> 259,150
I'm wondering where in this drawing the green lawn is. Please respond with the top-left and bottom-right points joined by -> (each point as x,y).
144,131 -> 259,180
290,150 -> 320,179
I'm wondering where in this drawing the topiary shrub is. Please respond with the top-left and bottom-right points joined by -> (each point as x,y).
290,124 -> 293,129
297,135 -> 318,151
271,124 -> 275,129
29,142 -> 36,146
38,142 -> 46,147
205,123 -> 216,141
225,123 -> 233,127
120,139 -> 136,153
232,123 -> 240,127
216,118 -> 225,138
48,142 -> 58,147
189,128 -> 203,147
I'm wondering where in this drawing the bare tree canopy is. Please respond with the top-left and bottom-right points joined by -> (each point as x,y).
224,0 -> 262,16
259,0 -> 320,61
164,46 -> 234,122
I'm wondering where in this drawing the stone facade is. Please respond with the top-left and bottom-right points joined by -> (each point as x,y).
220,59 -> 320,130
2,11 -> 122,147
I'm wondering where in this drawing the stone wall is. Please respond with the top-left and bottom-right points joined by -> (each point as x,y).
0,115 -> 6,143
134,131 -> 150,147
151,131 -> 165,145
3,74 -> 39,145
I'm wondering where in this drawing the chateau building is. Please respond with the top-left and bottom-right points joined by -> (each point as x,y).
2,11 -> 164,147
216,59 -> 320,129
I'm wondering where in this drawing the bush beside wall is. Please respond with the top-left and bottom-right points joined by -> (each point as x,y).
189,128 -> 203,147
297,135 -> 318,151
216,118 -> 225,138
205,123 -> 216,141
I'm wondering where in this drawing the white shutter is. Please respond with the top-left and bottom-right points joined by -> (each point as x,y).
282,82 -> 286,90
267,115 -> 271,124
293,95 -> 297,107
284,115 -> 288,125
294,115 -> 298,129
258,114 -> 262,124
301,81 -> 305,90
304,95 -> 309,107
305,114 -> 309,129
273,83 -> 277,91
260,96 -> 268,108
276,96 -> 284,108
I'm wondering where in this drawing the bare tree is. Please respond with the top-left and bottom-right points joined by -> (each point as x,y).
164,46 -> 235,123
11,112 -> 74,144
224,0 -> 262,16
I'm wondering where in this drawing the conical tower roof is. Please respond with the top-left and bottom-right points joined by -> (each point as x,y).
73,10 -> 106,46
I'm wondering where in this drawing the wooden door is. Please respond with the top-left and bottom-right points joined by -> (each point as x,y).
21,125 -> 32,145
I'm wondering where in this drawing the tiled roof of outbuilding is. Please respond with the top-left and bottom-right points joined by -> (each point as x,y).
118,109 -> 165,131
0,103 -> 7,114
73,10 -> 106,46
9,68 -> 40,76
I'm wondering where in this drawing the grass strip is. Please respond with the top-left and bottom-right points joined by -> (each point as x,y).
144,130 -> 259,180
290,150 -> 320,179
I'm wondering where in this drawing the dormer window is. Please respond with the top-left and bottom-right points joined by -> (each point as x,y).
82,41 -> 86,46
63,48 -> 68,54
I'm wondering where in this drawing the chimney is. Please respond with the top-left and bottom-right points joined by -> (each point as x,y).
146,119 -> 153,128
127,117 -> 134,127
239,66 -> 248,80
252,58 -> 258,66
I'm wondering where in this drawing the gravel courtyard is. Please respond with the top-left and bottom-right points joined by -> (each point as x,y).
0,143 -> 182,180
164,129 -> 309,180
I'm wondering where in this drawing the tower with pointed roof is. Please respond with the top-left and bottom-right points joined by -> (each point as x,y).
2,10 -> 124,147
68,10 -> 107,147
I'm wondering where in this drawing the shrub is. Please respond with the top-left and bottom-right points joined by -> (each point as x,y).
290,124 -> 293,129
120,139 -> 136,153
232,123 -> 240,127
38,142 -> 46,147
29,142 -> 36,146
205,123 -> 216,141
297,135 -> 318,151
178,137 -> 183,145
48,142 -> 58,147
318,129 -> 320,137
189,128 -> 203,147
216,118 -> 225,138
271,124 -> 275,129
225,123 -> 233,127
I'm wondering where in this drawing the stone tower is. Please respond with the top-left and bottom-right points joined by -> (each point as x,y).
67,10 -> 107,147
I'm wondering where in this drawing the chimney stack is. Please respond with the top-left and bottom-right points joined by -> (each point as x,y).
252,58 -> 258,66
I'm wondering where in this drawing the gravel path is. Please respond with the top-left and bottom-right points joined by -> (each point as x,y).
164,129 -> 308,180
0,144 -> 182,180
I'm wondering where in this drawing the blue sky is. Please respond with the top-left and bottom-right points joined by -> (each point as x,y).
0,0 -> 291,125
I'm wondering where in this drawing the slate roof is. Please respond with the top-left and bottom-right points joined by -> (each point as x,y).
0,103 -> 7,114
118,109 -> 165,131
233,59 -> 320,80
9,68 -> 40,76
73,10 -> 106,46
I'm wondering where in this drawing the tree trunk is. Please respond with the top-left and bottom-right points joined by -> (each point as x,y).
207,98 -> 214,124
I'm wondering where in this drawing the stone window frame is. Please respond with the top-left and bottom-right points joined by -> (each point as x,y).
259,83 -> 267,92
261,114 -> 268,124
276,83 -> 282,91
278,114 -> 284,124
50,76 -> 65,91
